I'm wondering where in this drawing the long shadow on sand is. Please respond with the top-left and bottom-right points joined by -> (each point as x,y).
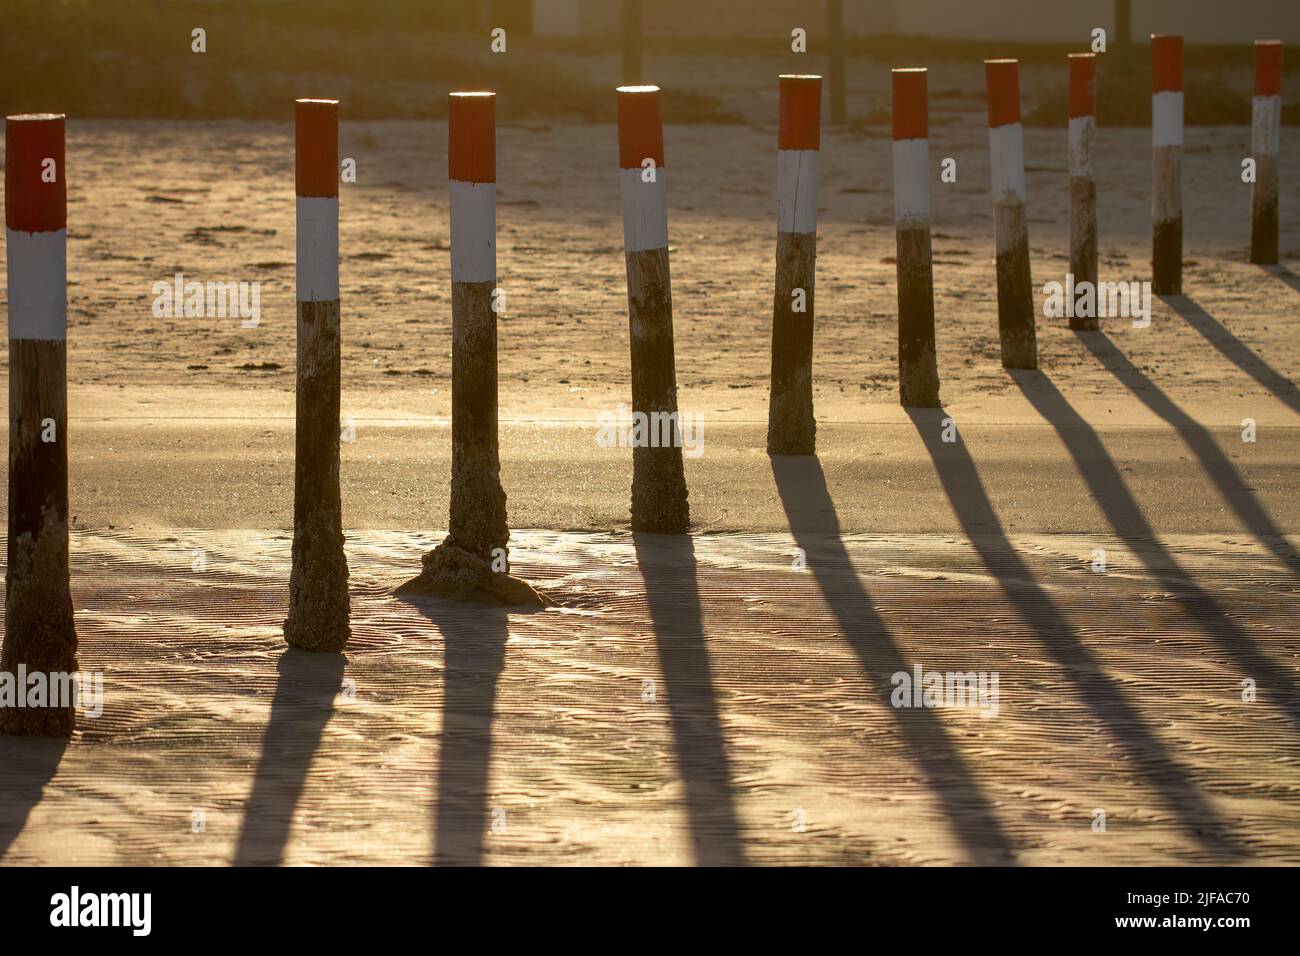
1079,328 -> 1300,579
1257,263 -> 1300,296
1012,369 -> 1300,733
907,408 -> 1246,859
633,533 -> 745,866
398,598 -> 511,867
233,649 -> 345,865
770,454 -> 1016,864
0,737 -> 67,860
1163,294 -> 1300,415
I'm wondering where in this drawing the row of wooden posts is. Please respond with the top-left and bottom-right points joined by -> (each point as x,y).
0,37 -> 1287,735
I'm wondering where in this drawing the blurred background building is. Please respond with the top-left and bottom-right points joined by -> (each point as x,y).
529,0 -> 1300,44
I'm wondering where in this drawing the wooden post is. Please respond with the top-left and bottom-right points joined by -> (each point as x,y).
440,91 -> 506,570
985,59 -> 1037,369
768,74 -> 822,454
892,68 -> 940,406
1151,35 -> 1183,295
1115,0 -> 1132,67
1251,40 -> 1283,265
1068,53 -> 1099,330
2,113 -> 77,737
399,92 -> 545,606
285,98 -> 350,652
617,85 -> 689,533
827,0 -> 846,125
622,0 -> 643,86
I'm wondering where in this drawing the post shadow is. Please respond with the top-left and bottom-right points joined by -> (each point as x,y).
0,737 -> 67,859
1162,294 -> 1300,415
769,455 -> 1017,864
398,597 -> 511,867
1078,329 -> 1300,579
233,649 -> 345,865
1011,369 -> 1300,733
906,408 -> 1245,858
1256,263 -> 1300,295
633,533 -> 745,866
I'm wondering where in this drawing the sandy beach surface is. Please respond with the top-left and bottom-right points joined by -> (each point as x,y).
2,59 -> 1300,864
2,526 -> 1298,866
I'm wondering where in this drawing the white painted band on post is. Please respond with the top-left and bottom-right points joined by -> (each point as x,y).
296,196 -> 340,302
892,138 -> 929,224
619,166 -> 669,253
1152,91 -> 1184,148
776,149 -> 819,235
450,180 -> 496,284
1252,94 -> 1281,156
988,122 -> 1027,203
6,228 -> 67,341
1068,115 -> 1095,179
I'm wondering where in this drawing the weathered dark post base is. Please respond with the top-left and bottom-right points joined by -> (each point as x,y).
1250,155 -> 1279,265
1153,218 -> 1183,295
285,299 -> 350,651
1152,145 -> 1182,295
398,283 -> 547,606
896,226 -> 941,406
2,339 -> 77,737
994,200 -> 1038,369
627,247 -> 689,533
1069,177 -> 1099,331
767,232 -> 816,453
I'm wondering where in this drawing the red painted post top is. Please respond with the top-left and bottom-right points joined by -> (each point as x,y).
892,68 -> 928,141
985,59 -> 1021,128
6,113 -> 66,233
295,99 -> 339,198
1255,40 -> 1283,96
449,92 -> 496,183
1151,35 -> 1183,93
1068,53 -> 1096,118
617,86 -> 665,170
779,74 -> 822,150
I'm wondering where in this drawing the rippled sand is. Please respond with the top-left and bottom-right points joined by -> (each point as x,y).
0,525 -> 1296,865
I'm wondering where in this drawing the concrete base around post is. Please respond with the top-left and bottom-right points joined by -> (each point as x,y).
397,536 -> 551,607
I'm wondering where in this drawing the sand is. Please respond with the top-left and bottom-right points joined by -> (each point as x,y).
0,527 -> 1297,865
2,56 -> 1299,864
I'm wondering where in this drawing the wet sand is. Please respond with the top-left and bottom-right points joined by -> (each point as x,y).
1,527 -> 1297,866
